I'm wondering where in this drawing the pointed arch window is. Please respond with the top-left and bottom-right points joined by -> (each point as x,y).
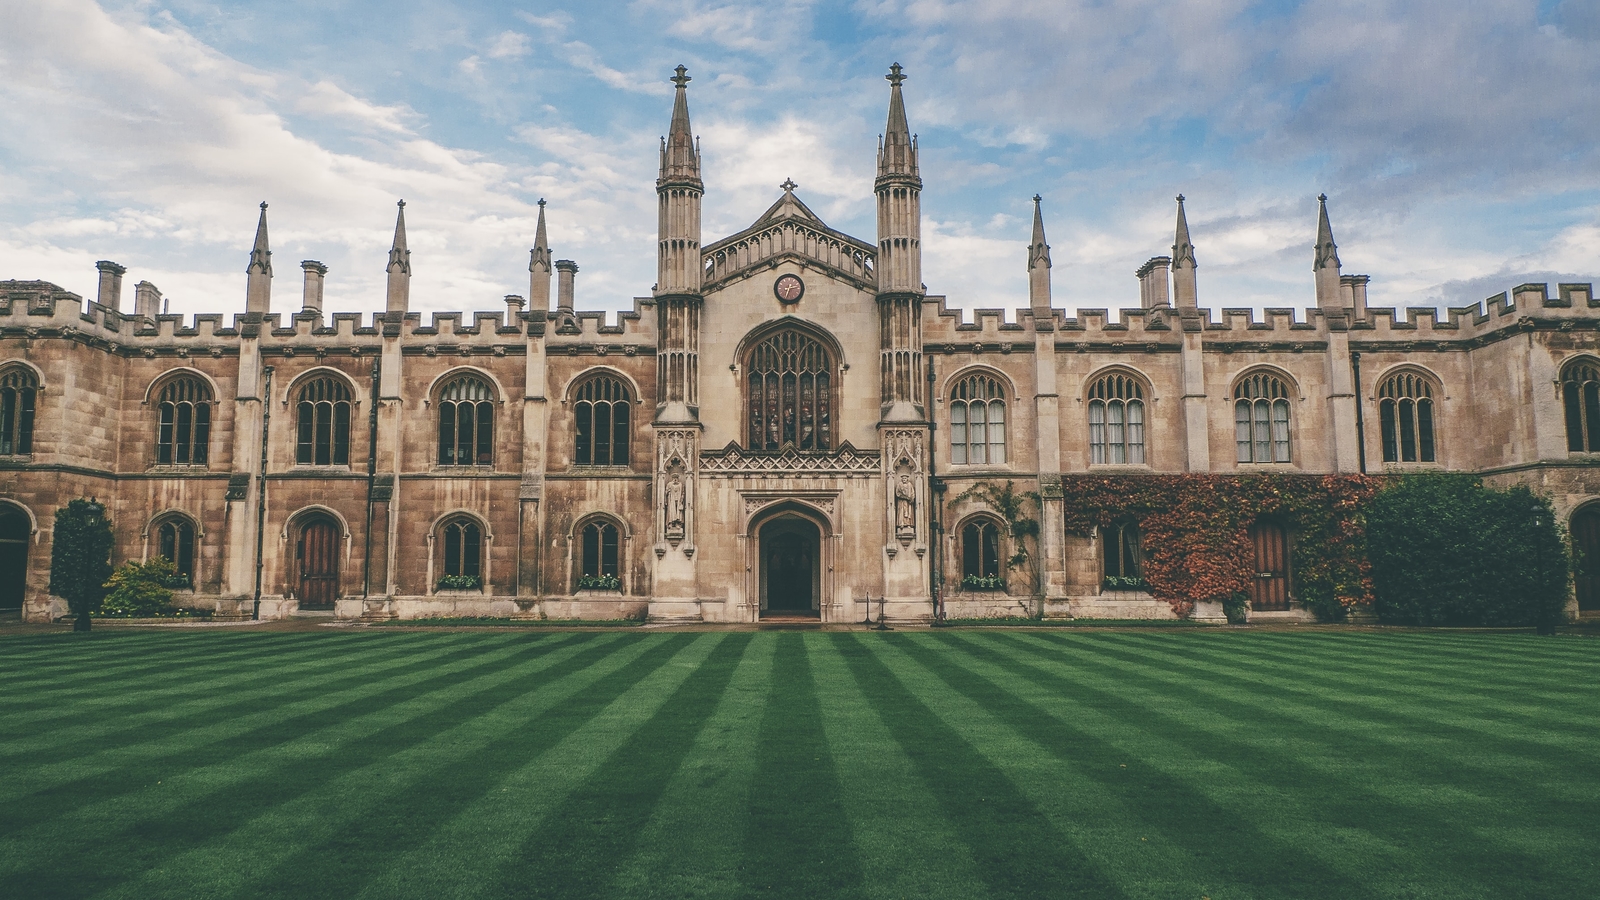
1234,372 -> 1292,463
1564,360 -> 1600,453
950,372 -> 1006,465
154,376 -> 212,466
438,375 -> 495,467
1088,371 -> 1146,465
574,375 -> 630,466
295,377 -> 352,466
1379,371 -> 1437,463
960,518 -> 1003,590
578,518 -> 621,591
1102,522 -> 1143,590
0,367 -> 38,456
155,516 -> 197,588
436,517 -> 484,590
745,329 -> 834,451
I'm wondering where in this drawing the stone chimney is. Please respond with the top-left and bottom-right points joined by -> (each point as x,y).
134,281 -> 163,320
555,259 -> 578,330
504,294 -> 525,320
1137,256 -> 1172,309
301,260 -> 327,316
95,261 -> 126,312
1341,274 -> 1369,320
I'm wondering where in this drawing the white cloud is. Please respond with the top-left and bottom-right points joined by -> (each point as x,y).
486,30 -> 531,59
296,81 -> 417,135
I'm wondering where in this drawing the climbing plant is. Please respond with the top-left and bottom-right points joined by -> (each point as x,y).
953,480 -> 1043,614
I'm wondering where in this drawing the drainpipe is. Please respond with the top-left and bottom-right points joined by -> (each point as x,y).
251,366 -> 274,619
362,355 -> 380,599
927,357 -> 943,622
1351,351 -> 1367,475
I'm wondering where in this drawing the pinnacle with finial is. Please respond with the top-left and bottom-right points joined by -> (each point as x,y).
886,62 -> 905,86
671,65 -> 690,88
781,178 -> 797,193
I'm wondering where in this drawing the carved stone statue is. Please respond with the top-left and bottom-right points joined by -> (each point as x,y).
894,473 -> 916,536
665,474 -> 686,536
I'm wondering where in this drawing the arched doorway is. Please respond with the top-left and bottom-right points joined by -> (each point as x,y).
0,505 -> 30,612
1572,505 -> 1600,613
295,516 -> 341,610
1247,520 -> 1291,611
759,516 -> 821,617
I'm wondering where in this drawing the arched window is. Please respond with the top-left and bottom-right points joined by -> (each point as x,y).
154,376 -> 212,466
1088,371 -> 1146,465
745,329 -> 834,451
1103,522 -> 1143,589
960,519 -> 1003,590
1234,372 -> 1292,463
438,375 -> 495,467
578,519 -> 621,590
1564,360 -> 1600,453
574,375 -> 630,466
436,517 -> 483,590
0,367 -> 38,456
950,372 -> 1006,465
295,376 -> 352,466
1378,371 -> 1437,463
155,516 -> 197,588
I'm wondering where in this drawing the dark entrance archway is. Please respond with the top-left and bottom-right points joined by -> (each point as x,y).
1573,505 -> 1600,613
295,516 -> 341,610
760,516 -> 820,617
0,505 -> 29,612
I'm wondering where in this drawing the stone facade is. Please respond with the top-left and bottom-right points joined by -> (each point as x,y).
2,67 -> 1597,623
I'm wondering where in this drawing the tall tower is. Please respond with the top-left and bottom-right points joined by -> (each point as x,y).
1313,193 -> 1343,311
386,200 -> 411,315
876,62 -> 924,422
1171,195 -> 1198,309
1028,194 -> 1052,317
246,202 -> 272,315
655,64 -> 703,425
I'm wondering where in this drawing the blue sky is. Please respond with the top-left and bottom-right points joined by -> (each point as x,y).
2,0 -> 1597,320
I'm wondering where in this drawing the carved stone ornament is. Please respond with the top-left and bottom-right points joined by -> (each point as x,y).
881,428 -> 927,546
656,429 -> 699,548
699,440 -> 879,475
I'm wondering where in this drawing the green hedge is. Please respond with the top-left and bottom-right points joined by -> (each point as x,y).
1365,474 -> 1569,627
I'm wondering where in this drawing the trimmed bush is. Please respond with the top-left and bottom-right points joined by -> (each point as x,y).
1365,474 -> 1569,627
99,557 -> 189,618
49,498 -> 115,631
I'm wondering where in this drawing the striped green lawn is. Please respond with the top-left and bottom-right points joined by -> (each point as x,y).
1,631 -> 1595,899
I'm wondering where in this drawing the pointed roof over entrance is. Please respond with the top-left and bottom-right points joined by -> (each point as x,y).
702,180 -> 878,292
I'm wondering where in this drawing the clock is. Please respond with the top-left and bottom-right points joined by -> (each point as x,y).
774,274 -> 804,303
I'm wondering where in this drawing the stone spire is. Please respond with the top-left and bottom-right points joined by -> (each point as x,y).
1028,194 -> 1052,315
529,198 -> 552,312
1171,194 -> 1198,309
246,202 -> 272,315
1313,193 -> 1343,311
875,63 -> 925,421
655,65 -> 704,424
386,200 -> 411,315
659,64 -> 702,185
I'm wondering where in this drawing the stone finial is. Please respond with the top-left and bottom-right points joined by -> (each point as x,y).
246,202 -> 272,314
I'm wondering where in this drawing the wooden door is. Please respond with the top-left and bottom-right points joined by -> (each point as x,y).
1573,507 -> 1600,612
297,519 -> 340,608
1248,521 -> 1291,611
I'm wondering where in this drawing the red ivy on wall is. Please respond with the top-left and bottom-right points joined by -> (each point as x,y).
1059,474 -> 1380,618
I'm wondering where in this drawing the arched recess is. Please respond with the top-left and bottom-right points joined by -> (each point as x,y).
945,367 -> 1011,466
1372,364 -> 1442,464
1085,365 -> 1153,466
949,512 -> 1006,592
143,510 -> 202,588
282,505 -> 352,607
0,500 -> 36,612
738,323 -> 844,452
733,317 -> 848,373
1560,355 -> 1600,453
1571,501 -> 1600,613
746,501 -> 834,618
1231,367 -> 1298,464
0,360 -> 47,390
567,512 -> 631,595
427,510 -> 493,593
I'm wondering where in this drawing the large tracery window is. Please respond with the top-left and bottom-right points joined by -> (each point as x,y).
155,376 -> 212,466
0,367 -> 38,456
438,375 -> 495,467
1234,371 -> 1292,464
574,375 -> 630,466
295,376 -> 352,466
1564,360 -> 1600,453
950,372 -> 1006,465
1088,371 -> 1146,465
1379,371 -> 1437,463
746,329 -> 833,451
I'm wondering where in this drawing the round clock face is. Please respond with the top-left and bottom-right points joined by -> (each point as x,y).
774,274 -> 804,303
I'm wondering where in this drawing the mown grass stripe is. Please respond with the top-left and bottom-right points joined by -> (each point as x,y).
806,634 -> 998,900
602,632 -> 777,900
0,633 -> 617,895
737,633 -> 870,899
967,632 -> 1593,897
838,634 -> 1128,900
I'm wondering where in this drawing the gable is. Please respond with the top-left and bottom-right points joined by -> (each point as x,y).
702,188 -> 877,293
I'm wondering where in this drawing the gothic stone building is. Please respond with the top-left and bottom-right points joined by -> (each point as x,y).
3,66 -> 1598,624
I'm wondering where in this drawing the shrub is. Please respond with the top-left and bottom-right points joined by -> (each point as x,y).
99,557 -> 188,618
49,498 -> 115,631
1222,593 -> 1250,624
1365,474 -> 1569,627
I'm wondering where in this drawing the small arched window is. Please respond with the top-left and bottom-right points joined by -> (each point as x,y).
745,329 -> 834,451
960,519 -> 1003,589
1089,372 -> 1146,465
295,376 -> 352,466
1378,371 -> 1437,463
437,376 -> 495,467
1563,360 -> 1600,453
578,519 -> 621,590
950,373 -> 1006,465
574,376 -> 630,466
155,376 -> 212,466
436,517 -> 483,590
1234,372 -> 1292,463
1103,522 -> 1143,589
156,516 -> 197,588
0,367 -> 38,456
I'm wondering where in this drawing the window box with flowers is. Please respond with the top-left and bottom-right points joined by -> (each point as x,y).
577,574 -> 622,592
435,574 -> 482,592
962,574 -> 1006,592
1101,575 -> 1149,592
